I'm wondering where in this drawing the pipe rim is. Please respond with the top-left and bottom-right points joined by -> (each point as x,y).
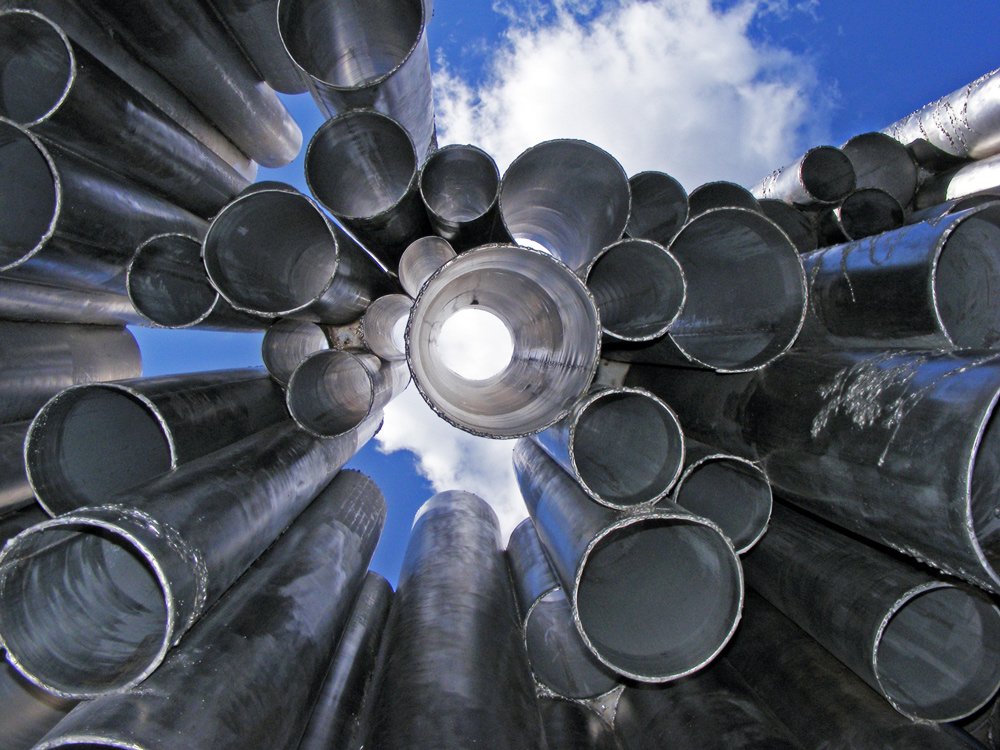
261,318 -> 332,385
841,131 -> 918,205
362,293 -> 412,361
0,10 -> 76,127
837,188 -> 904,240
127,233 -> 220,328
625,170 -> 688,245
398,236 -> 457,298
418,143 -> 500,228
286,349 -> 377,438
687,180 -> 761,217
799,146 -> 856,204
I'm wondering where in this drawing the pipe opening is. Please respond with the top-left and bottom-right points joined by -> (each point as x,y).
26,387 -> 173,516
128,235 -> 217,327
398,236 -> 457,298
759,199 -> 817,254
435,307 -> 513,380
576,516 -> 741,681
688,181 -> 760,218
838,188 -> 904,240
800,147 -> 855,203
842,132 -> 917,205
420,145 -> 499,223
626,171 -> 688,246
287,350 -> 375,437
261,319 -> 331,385
363,294 -> 412,361
875,586 -> 1000,721
0,121 -> 55,266
0,12 -> 72,125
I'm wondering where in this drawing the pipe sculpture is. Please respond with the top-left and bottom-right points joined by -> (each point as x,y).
687,181 -> 761,217
625,171 -> 688,246
419,144 -> 501,249
841,132 -> 918,206
906,193 -> 1000,224
915,152 -> 1000,210
398,236 -> 457,298
262,319 -> 332,386
362,294 -> 412,361
538,698 -> 621,750
0,277 -> 144,326
0,658 -> 76,750
758,199 -> 818,254
0,421 -> 32,515
814,187 -> 905,246
751,146 -> 856,206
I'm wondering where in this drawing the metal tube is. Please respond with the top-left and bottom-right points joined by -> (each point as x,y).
751,146 -> 856,206
841,132 -> 918,206
0,657 -> 75,750
297,571 -> 394,750
305,111 -> 431,270
963,697 -> 1000,749
0,503 -> 47,545
362,294 -> 412,361
419,144 -> 501,249
0,10 -> 251,218
538,697 -> 620,750
499,139 -> 630,275
261,319 -> 332,386
0,277 -> 145,326
584,238 -> 685,343
0,420 -> 32,515
625,170 -> 688,246
203,183 -> 393,323
366,491 -> 544,749
406,244 -> 600,438
277,0 -> 435,162
0,322 -> 141,424
530,386 -> 684,508
687,180 -> 761,218
906,193 -> 1000,224
743,503 -> 1000,722
0,415 -> 380,698
398,236 -> 457,298
758,198 -> 818,254
31,470 -> 386,750
514,439 -> 743,682
915,152 -> 1000,210
25,368 -> 289,516
815,187 -> 905,246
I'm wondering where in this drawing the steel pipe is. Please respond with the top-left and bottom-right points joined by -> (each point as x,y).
538,698 -> 620,750
758,198 -> 818,254
25,368 -> 289,516
406,244 -> 600,438
915,152 -> 1000,211
0,322 -> 141,424
0,415 -> 380,698
363,294 -> 412,361
261,319 -> 332,386
506,518 -> 620,699
366,491 -> 543,749
907,193 -> 1000,224
814,187 -> 905,246
499,139 -> 630,275
0,420 -> 32,515
398,236 -> 457,298
751,146 -> 856,206
0,657 -> 75,750
963,697 -> 1000,750
687,181 -> 761,218
0,277 -> 144,326
31,469 -> 385,750
841,132 -> 918,206
514,439 -> 743,682
419,144 -> 501,249
625,171 -> 688,246
0,503 -> 47,545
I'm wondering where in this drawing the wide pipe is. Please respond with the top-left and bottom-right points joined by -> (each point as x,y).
25,368 -> 289,516
0,420 -> 32,515
625,170 -> 688,246
261,319 -> 332,386
0,322 -> 141,424
687,180 -> 761,218
758,199 -> 818,254
0,657 -> 76,750
0,415 -> 381,698
366,491 -> 544,749
0,277 -> 145,326
506,518 -> 620,700
538,698 -> 620,750
419,144 -> 501,249
398,236 -> 457,298
841,132 -> 918,206
750,146 -> 856,206
363,294 -> 412,361
815,187 -> 904,247
500,139 -> 630,275
915,152 -> 1000,211
530,385 -> 684,508
514,439 -> 743,682
406,244 -> 600,438
31,470 -> 385,750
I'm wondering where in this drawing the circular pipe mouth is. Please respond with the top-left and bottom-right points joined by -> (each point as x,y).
406,244 -> 600,438
837,188 -> 904,240
687,181 -> 761,218
800,146 -> 856,204
500,139 -> 630,273
419,144 -> 500,226
203,188 -> 339,317
758,199 -> 817,255
363,294 -> 412,361
261,318 -> 332,386
287,349 -> 379,438
585,239 -> 685,342
127,234 -> 218,328
0,119 -> 58,270
626,171 -> 688,246
842,132 -> 917,205
574,514 -> 743,682
0,10 -> 74,126
874,584 -> 1000,721
25,385 -> 174,516
398,236 -> 457,298
305,111 -> 418,221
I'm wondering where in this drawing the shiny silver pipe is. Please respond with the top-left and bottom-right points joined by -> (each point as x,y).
204,183 -> 392,323
500,139 -> 630,275
305,111 -> 431,269
915,152 -> 1000,211
687,180 -> 761,218
287,351 -> 408,438
419,144 -> 501,249
297,571 -> 394,750
758,199 -> 818,254
366,491 -> 543,749
841,132 -> 918,206
744,503 -> 1000,722
363,294 -> 412,361
0,416 -> 380,698
277,0 -> 435,162
751,146 -> 856,206
25,368 -> 289,516
0,322 -> 141,424
625,170 -> 688,246
506,518 -> 620,700
672,439 -> 771,555
0,420 -> 32,515
0,277 -> 145,326
398,236 -> 457,298
0,10 -> 250,217
584,238 -> 685,343
604,208 -> 807,372
530,386 -> 684,509
514,439 -> 743,682
407,244 -> 600,438
0,657 -> 75,750
86,0 -> 301,168
906,193 -> 1000,224
261,318 -> 332,386
32,470 -> 385,750
538,698 -> 620,750
814,187 -> 905,246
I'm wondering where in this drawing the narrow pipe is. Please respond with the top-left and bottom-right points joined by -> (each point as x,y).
366,491 -> 544,749
758,198 -> 818,254
625,171 -> 688,246
0,277 -> 145,326
398,236 -> 457,298
25,368 -> 289,516
261,319 -> 331,386
506,518 -> 620,700
672,439 -> 771,554
500,139 -> 630,275
751,146 -> 856,206
743,503 -> 1000,722
406,244 -> 600,438
514,439 -> 743,682
362,294 -> 412,361
0,416 -> 381,698
0,420 -> 32,515
841,132 -> 918,206
287,351 -> 408,438
305,110 -> 431,270
419,144 -> 501,249
277,0 -> 435,161
0,657 -> 76,750
203,183 -> 392,323
584,238 -> 685,342
31,470 -> 385,750
907,193 -> 1000,224
915,152 -> 1000,211
0,322 -> 141,424
687,181 -> 761,218
530,386 -> 685,509
297,571 -> 394,750
0,10 -> 251,217
538,698 -> 621,750
814,187 -> 905,246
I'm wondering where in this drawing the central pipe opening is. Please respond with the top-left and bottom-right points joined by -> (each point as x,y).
0,11 -> 72,125
435,308 -> 513,380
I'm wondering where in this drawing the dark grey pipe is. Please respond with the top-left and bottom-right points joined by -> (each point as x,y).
31,469 -> 385,750
687,180 -> 761,218
841,132 -> 918,206
362,294 -> 412,361
0,415 -> 381,697
758,198 -> 818,254
262,318 -> 332,386
625,170 -> 688,246
419,144 -> 501,249
366,491 -> 544,749
0,277 -> 145,326
915,152 -> 1000,211
751,146 -> 856,206
963,696 -> 1000,750
514,439 -> 742,682
398,236 -> 457,298
25,368 -> 289,516
0,503 -> 47,545
907,193 -> 1000,224
815,187 -> 905,246
0,322 -> 141,424
0,420 -> 32,515
538,697 -> 621,750
0,657 -> 75,750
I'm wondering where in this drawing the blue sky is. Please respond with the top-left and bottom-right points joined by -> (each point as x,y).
131,0 -> 998,585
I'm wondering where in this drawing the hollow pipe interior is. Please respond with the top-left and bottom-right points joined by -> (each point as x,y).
363,294 -> 411,361
128,234 -> 216,327
261,319 -> 331,385
0,11 -> 72,125
420,144 -> 499,225
838,188 -> 904,240
398,236 -> 456,298
626,171 -> 688,246
801,147 -> 856,203
287,350 -> 376,437
0,121 -> 56,267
